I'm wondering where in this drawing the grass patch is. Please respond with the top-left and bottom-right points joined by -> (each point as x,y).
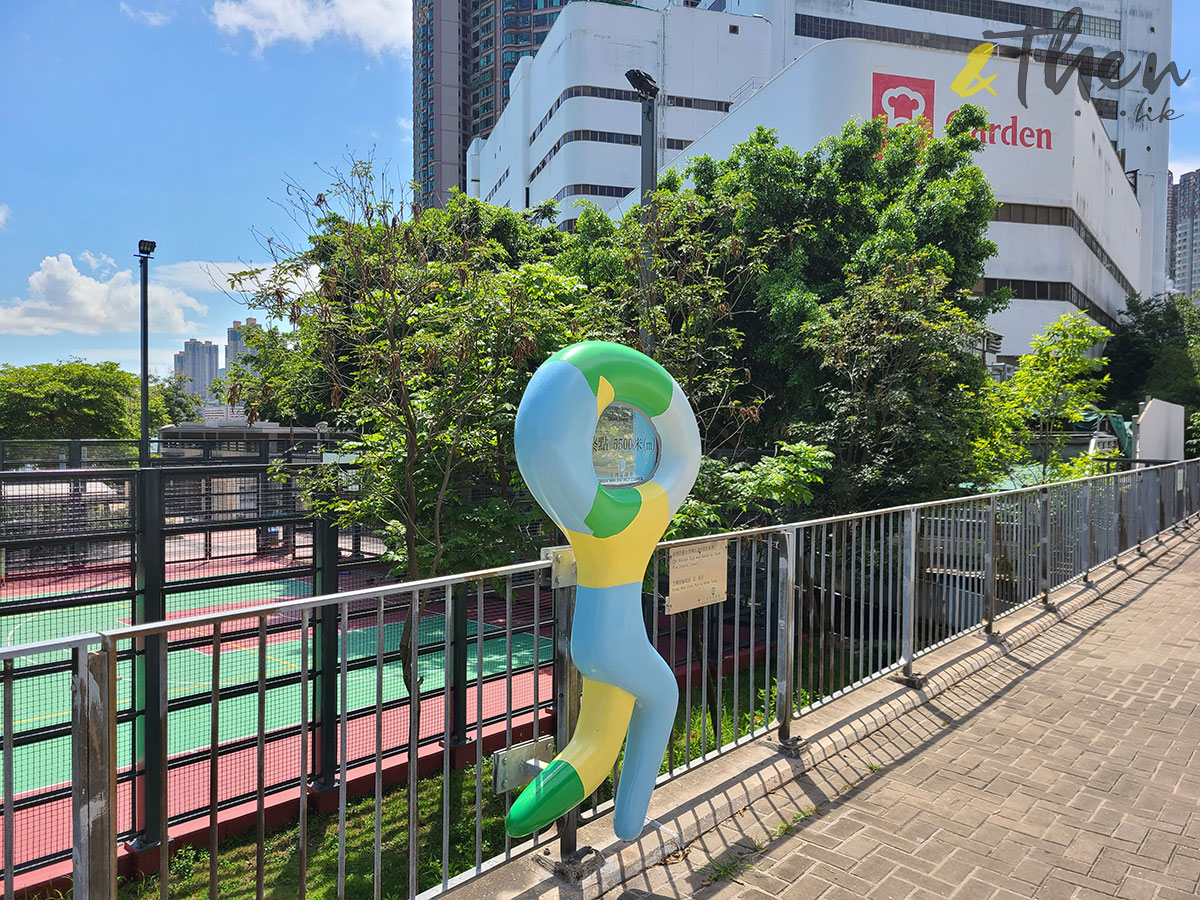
701,853 -> 752,882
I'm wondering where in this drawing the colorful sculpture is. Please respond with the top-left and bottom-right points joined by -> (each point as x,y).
506,341 -> 701,841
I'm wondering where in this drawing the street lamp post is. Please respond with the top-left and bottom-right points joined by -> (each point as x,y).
625,68 -> 659,352
136,240 -> 156,467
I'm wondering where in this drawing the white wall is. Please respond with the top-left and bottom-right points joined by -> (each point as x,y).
470,1 -> 772,218
1137,398 -> 1186,461
778,0 -> 1172,294
661,39 -> 1144,357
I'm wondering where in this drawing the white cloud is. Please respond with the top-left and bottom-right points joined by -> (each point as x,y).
1170,155 -> 1200,177
156,259 -> 320,296
79,250 -> 116,275
119,3 -> 171,26
0,204 -> 9,229
156,260 -> 251,293
0,254 -> 207,336
211,0 -> 411,56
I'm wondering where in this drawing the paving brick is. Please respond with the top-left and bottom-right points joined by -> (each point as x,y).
619,537 -> 1200,900
779,875 -> 833,900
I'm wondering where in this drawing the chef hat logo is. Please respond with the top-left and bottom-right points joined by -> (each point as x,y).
881,86 -> 926,126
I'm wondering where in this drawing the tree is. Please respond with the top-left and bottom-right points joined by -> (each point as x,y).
1106,292 -> 1200,417
0,360 -> 139,440
151,372 -> 203,425
681,108 -> 1004,442
558,184 -> 780,453
667,442 -> 831,539
800,256 -> 993,512
979,313 -> 1111,483
225,162 -> 582,580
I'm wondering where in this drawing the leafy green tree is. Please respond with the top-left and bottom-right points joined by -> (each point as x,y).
225,163 -> 581,579
559,186 -> 779,452
680,108 -> 1003,441
667,442 -> 831,538
151,371 -> 203,425
1106,292 -> 1200,417
979,313 -> 1111,483
801,256 -> 992,512
0,360 -> 139,439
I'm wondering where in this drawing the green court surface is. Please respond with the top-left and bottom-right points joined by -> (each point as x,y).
4,613 -> 551,795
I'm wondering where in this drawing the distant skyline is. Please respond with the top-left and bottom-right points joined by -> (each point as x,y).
0,1 -> 1197,373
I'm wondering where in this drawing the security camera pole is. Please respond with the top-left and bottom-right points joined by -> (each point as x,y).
625,68 -> 659,351
137,239 -> 157,467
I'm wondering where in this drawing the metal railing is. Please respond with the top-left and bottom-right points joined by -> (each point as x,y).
0,438 -> 342,471
0,460 -> 1196,898
0,462 -> 392,882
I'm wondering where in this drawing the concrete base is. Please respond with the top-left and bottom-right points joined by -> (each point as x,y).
443,529 -> 1192,900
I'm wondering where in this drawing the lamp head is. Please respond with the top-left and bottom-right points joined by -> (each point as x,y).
138,239 -> 157,256
624,69 -> 659,100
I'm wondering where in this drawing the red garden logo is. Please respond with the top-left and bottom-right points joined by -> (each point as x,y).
872,73 -> 935,128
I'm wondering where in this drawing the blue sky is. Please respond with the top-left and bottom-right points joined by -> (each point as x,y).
0,1 -> 412,373
0,1 -> 1197,374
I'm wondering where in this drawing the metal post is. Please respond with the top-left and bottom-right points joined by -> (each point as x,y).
1082,480 -> 1092,584
449,584 -> 469,746
627,68 -> 659,353
775,529 -> 797,740
72,640 -> 118,900
1156,467 -> 1165,539
313,515 -> 340,790
554,585 -> 580,857
133,468 -> 167,852
984,497 -> 997,636
1136,468 -> 1146,555
137,242 -> 154,469
900,508 -> 924,687
1039,486 -> 1050,604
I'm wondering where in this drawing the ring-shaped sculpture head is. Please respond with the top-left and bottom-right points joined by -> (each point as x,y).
514,341 -> 701,585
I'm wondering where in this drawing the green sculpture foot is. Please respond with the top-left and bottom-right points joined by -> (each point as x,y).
505,759 -> 586,837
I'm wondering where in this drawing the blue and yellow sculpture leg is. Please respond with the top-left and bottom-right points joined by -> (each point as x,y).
572,583 -> 678,838
505,341 -> 700,842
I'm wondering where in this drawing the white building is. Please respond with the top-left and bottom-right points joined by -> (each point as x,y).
666,38 -> 1146,360
468,0 -> 1174,359
468,1 -> 772,217
734,0 -> 1172,300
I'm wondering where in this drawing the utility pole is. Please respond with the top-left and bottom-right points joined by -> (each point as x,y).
136,240 -> 156,467
626,68 -> 659,352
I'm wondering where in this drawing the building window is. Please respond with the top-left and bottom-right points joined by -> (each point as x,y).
530,130 -> 692,182
844,0 -> 1120,41
486,167 -> 510,202
529,85 -> 732,145
982,278 -> 1118,331
796,16 -> 1121,80
553,183 -> 635,202
991,202 -> 1135,297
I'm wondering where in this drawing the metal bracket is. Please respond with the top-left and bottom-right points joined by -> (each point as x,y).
492,735 -> 556,793
540,546 -> 577,589
773,736 -> 809,760
535,846 -> 604,883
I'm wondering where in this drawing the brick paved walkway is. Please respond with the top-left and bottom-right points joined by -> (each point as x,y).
617,536 -> 1200,900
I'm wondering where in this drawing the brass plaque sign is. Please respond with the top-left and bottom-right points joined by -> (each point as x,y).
666,540 -> 728,614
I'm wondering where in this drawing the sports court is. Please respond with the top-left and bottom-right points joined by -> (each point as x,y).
3,575 -> 552,796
